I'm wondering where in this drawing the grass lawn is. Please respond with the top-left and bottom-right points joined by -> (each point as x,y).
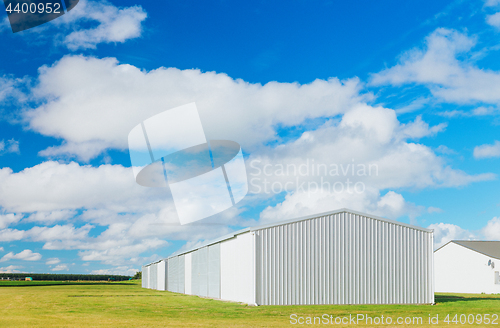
0,280 -> 499,327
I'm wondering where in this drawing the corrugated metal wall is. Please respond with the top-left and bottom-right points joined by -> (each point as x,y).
254,212 -> 434,305
185,253 -> 192,294
167,256 -> 179,293
192,247 -> 208,296
178,255 -> 185,294
189,245 -> 221,298
150,262 -> 158,290
141,265 -> 148,288
167,255 -> 186,293
208,244 -> 221,299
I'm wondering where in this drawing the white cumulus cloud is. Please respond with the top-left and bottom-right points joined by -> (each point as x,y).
371,28 -> 500,106
46,258 -> 61,265
51,264 -> 69,271
259,188 -> 424,225
28,0 -> 148,50
473,140 -> 500,159
486,12 -> 500,28
0,213 -> 23,229
23,55 -> 365,161
428,222 -> 477,249
0,265 -> 23,273
482,217 -> 500,240
59,0 -> 147,50
0,161 -> 155,213
0,249 -> 42,262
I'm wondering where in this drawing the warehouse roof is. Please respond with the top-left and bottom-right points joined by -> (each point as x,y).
164,208 -> 433,260
438,240 -> 500,260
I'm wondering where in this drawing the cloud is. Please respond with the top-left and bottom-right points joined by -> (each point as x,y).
0,17 -> 9,32
438,110 -> 466,118
16,55 -> 490,193
3,50 -> 496,270
0,158 -> 243,267
78,238 -> 167,266
56,0 -> 147,50
428,222 -> 476,248
45,258 -> 61,265
0,76 -> 30,113
51,264 -> 69,271
0,77 -> 13,101
371,28 -> 500,106
485,0 -> 500,6
30,224 -> 94,244
437,106 -> 500,118
259,188 -> 425,225
247,105 -> 493,196
473,140 -> 500,159
22,55 -> 366,161
399,115 -> 447,139
428,215 -> 500,249
0,229 -> 25,242
482,217 -> 500,239
394,97 -> 432,114
9,0 -> 147,50
486,12 -> 500,28
26,210 -> 77,224
0,224 -> 93,243
0,161 -> 158,213
0,213 -> 23,229
0,265 -> 23,273
0,249 -> 42,262
0,247 -> 3,252
435,145 -> 457,155
0,139 -> 20,155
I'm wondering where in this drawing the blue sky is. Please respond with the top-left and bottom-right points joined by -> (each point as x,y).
1,0 -> 500,275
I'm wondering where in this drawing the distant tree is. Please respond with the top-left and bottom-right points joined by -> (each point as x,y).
0,273 -> 132,281
132,271 -> 142,280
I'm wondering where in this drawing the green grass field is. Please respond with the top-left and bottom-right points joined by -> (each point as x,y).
0,280 -> 499,327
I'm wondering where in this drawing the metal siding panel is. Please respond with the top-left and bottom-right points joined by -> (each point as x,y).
199,247 -> 209,297
141,266 -> 147,288
151,263 -> 158,290
307,220 -> 311,305
191,250 -> 199,296
168,257 -> 178,293
255,231 -> 261,304
178,255 -> 185,294
278,226 -> 283,305
185,253 -> 192,295
146,266 -> 151,289
335,215 -> 340,304
253,211 -> 433,305
285,224 -> 290,305
261,229 -> 266,304
208,244 -> 220,299
275,226 -> 279,305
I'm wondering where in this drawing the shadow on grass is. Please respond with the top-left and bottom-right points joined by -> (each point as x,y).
0,282 -> 135,287
435,295 -> 500,303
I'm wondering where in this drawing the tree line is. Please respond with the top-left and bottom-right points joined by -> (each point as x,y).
0,273 -> 132,281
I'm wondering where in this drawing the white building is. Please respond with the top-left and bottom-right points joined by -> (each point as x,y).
142,208 -> 434,305
435,240 -> 500,294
